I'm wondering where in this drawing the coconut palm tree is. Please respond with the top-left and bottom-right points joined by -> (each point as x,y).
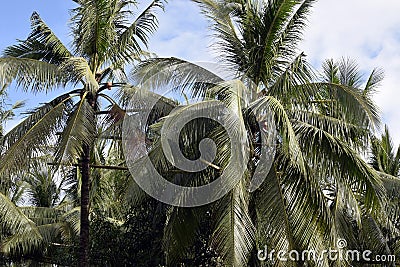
368,126 -> 400,265
0,146 -> 130,265
316,60 -> 400,267
0,85 -> 24,199
371,125 -> 400,177
0,0 -> 164,265
0,85 -> 23,139
0,87 -> 78,265
126,1 -> 394,266
0,85 -> 28,258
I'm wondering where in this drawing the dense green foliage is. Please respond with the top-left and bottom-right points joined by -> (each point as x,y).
0,0 -> 399,266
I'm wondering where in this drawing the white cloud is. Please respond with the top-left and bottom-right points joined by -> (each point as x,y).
299,0 -> 400,144
149,0 -> 214,62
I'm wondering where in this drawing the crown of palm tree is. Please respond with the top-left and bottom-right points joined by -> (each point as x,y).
0,0 -> 164,264
126,1 -> 399,266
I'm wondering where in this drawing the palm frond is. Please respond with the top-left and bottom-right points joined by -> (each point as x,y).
273,0 -> 316,60
0,94 -> 73,176
0,57 -> 71,92
110,0 -> 164,65
3,12 -> 72,65
250,95 -> 306,173
267,53 -> 316,102
71,0 -> 161,72
291,109 -> 368,149
18,207 -> 61,226
59,57 -> 98,92
61,207 -> 80,236
318,58 -> 381,131
364,67 -> 384,93
294,120 -> 385,212
55,94 -> 96,165
314,82 -> 380,131
255,157 -> 329,266
164,207 -> 200,266
71,0 -> 125,70
0,193 -> 43,255
211,180 -> 255,267
132,57 -> 224,98
370,125 -> 400,176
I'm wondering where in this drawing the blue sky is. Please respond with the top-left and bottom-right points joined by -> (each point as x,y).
0,1 -> 73,48
0,0 -> 75,121
2,0 -> 400,144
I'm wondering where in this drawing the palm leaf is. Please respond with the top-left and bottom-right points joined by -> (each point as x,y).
55,93 -> 96,165
0,57 -> 70,92
0,94 -> 73,176
3,12 -> 72,65
110,0 -> 164,64
59,57 -> 98,92
164,207 -> 200,266
132,57 -> 224,98
211,180 -> 255,267
294,120 -> 385,212
0,193 -> 43,255
250,95 -> 306,172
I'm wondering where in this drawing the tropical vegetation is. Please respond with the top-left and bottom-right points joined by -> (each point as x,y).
0,0 -> 399,266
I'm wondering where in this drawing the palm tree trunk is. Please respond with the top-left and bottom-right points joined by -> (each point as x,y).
78,93 -> 96,267
79,143 -> 91,267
